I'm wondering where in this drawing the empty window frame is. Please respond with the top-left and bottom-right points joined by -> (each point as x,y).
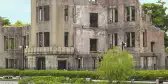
131,6 -> 135,21
44,5 -> 50,21
37,6 -> 43,21
4,38 -> 15,50
108,33 -> 118,49
126,32 -> 135,47
27,35 -> 29,47
37,5 -> 50,22
23,36 -> 26,46
112,33 -> 118,48
64,5 -> 68,21
90,13 -> 98,27
151,42 -> 155,52
37,32 -> 50,47
143,30 -> 147,47
108,8 -> 118,23
44,32 -> 50,47
4,36 -> 8,50
64,32 -> 69,47
108,34 -> 112,49
90,39 -> 97,52
39,32 -> 43,47
126,6 -> 136,21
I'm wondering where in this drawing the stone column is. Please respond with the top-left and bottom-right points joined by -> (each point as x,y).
30,0 -> 37,47
140,57 -> 144,69
57,4 -> 64,47
148,57 -> 152,69
51,0 -> 58,47
28,56 -> 36,69
45,55 -> 58,70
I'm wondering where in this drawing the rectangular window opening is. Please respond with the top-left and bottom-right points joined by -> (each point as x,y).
131,6 -> 135,21
65,5 -> 68,21
10,38 -> 14,49
126,7 -> 130,21
39,6 -> 43,21
126,32 -> 135,47
90,13 -> 98,27
44,5 -> 50,21
114,33 -> 118,46
64,32 -> 69,47
151,42 -> 155,52
115,8 -> 118,22
44,32 -> 50,47
131,32 -> 135,47
143,30 -> 147,47
90,39 -> 97,53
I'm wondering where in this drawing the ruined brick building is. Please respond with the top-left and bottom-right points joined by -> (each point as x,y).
0,0 -> 166,70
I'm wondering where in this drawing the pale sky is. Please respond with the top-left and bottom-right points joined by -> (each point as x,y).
0,0 -> 167,24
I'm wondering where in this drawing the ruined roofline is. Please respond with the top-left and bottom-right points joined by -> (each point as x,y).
3,25 -> 31,28
152,25 -> 165,32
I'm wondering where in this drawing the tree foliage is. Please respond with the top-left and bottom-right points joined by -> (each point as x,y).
1,17 -> 11,26
142,2 -> 168,47
97,47 -> 134,84
11,20 -> 25,26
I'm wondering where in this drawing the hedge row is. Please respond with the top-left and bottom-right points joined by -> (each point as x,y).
1,69 -> 168,80
19,76 -> 107,84
135,70 -> 168,80
0,69 -> 98,79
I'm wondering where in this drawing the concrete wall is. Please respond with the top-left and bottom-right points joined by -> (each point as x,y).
75,3 -> 107,54
0,17 -> 5,68
27,0 -> 166,70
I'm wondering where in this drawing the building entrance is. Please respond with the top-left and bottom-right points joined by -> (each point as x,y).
36,57 -> 45,70
58,60 -> 67,70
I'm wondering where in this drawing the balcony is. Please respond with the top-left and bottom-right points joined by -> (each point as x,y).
24,47 -> 74,56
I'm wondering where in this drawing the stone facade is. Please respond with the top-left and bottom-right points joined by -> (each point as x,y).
0,0 -> 165,70
0,24 -> 30,69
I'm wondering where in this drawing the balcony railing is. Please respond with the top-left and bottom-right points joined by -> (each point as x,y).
24,47 -> 74,56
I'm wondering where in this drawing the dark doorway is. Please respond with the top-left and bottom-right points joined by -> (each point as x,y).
36,57 -> 45,70
58,60 -> 67,70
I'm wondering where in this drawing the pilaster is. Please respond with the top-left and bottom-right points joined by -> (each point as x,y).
28,56 -> 36,69
45,55 -> 58,70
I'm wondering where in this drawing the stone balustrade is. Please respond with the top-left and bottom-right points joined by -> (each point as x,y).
24,47 -> 75,56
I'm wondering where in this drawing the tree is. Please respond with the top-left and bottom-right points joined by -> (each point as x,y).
12,20 -> 25,26
1,17 -> 11,26
96,47 -> 134,84
142,2 -> 168,47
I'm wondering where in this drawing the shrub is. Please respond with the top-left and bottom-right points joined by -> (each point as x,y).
19,70 -> 98,79
19,76 -> 96,84
135,70 -> 168,80
0,69 -> 19,76
1,69 -> 168,80
0,69 -> 98,79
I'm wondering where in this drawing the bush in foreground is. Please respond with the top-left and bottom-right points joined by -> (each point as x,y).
1,69 -> 168,80
19,76 -> 107,84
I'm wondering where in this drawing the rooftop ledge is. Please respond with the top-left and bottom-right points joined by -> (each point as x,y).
24,47 -> 74,56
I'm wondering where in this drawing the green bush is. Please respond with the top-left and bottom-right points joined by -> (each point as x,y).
2,69 -> 168,80
0,69 -> 19,76
135,70 -> 168,80
19,76 -> 99,84
0,69 -> 98,79
19,70 -> 98,79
